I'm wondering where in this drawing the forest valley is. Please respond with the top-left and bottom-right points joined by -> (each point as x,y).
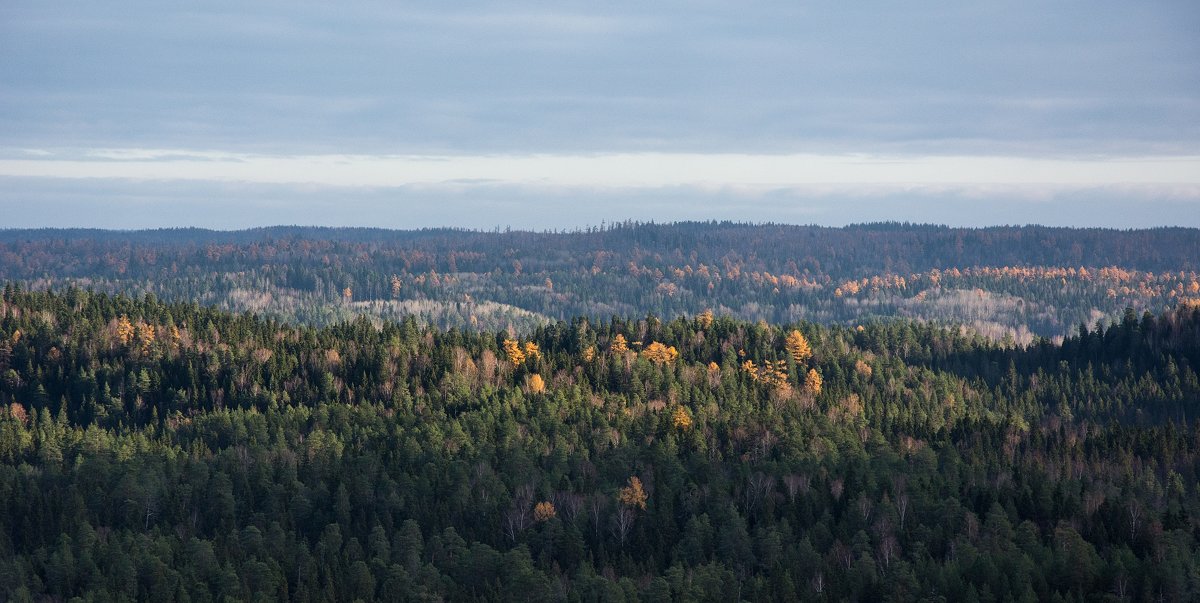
1,285 -> 1199,601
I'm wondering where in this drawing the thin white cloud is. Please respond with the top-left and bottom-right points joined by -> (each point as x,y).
1,151 -> 1197,195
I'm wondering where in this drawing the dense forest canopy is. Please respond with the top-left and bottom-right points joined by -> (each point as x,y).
1,285 -> 1199,601
2,223 -> 1198,339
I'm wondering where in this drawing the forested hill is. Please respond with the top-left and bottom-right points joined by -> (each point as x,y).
2,223 -> 1199,339
2,287 -> 1199,600
4,223 -> 1199,272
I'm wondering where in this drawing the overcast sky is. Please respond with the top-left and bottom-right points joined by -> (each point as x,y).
1,1 -> 1197,229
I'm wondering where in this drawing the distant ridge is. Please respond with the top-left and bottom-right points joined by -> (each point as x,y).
2,222 -> 1197,338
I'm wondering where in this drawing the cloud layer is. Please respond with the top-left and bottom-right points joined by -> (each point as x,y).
1,1 -> 1197,227
3,150 -> 1199,188
3,1 -> 1197,156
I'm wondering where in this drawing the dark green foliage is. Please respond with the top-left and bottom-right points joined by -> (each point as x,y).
1,286 -> 1199,600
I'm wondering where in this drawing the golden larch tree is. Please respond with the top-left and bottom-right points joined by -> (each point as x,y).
805,368 -> 823,396
523,341 -> 541,361
741,359 -> 759,381
764,359 -> 788,387
785,330 -> 812,365
137,324 -> 156,355
610,334 -> 629,354
116,316 -> 135,346
503,339 -> 526,366
526,374 -> 546,394
672,407 -> 693,430
641,342 -> 679,365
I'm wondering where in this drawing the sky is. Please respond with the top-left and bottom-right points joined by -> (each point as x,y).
1,1 -> 1198,230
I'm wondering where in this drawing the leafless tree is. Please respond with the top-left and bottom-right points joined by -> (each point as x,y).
878,534 -> 899,570
1083,487 -> 1106,516
857,494 -> 874,523
141,489 -> 159,530
1113,571 -> 1129,600
754,429 -> 777,460
782,473 -> 810,503
502,483 -> 535,542
503,504 -> 531,543
589,494 -> 608,539
830,477 -> 845,501
744,472 -> 774,514
895,492 -> 910,531
810,573 -> 824,594
472,461 -> 493,505
612,507 -> 636,546
964,511 -> 980,542
830,540 -> 853,571
1128,499 -> 1143,542
552,491 -> 585,524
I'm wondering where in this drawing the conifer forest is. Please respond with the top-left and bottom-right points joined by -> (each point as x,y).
1,223 -> 1200,601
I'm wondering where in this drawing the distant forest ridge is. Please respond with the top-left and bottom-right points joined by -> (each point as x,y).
1,222 -> 1198,339
2,222 -> 1198,272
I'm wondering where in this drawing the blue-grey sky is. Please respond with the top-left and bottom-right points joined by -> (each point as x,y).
1,1 -> 1198,229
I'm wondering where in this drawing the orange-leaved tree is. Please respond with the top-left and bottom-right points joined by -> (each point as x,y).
523,341 -> 541,361
672,407 -> 693,430
503,339 -> 526,366
618,476 -> 648,510
641,342 -> 678,365
116,316 -> 135,346
805,368 -> 823,396
785,329 -> 812,365
610,334 -> 629,354
534,501 -> 556,522
526,374 -> 546,394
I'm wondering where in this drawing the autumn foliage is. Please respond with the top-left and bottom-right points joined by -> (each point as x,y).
805,368 -> 823,396
526,374 -> 546,394
533,501 -> 556,522
523,341 -> 541,361
672,407 -> 693,430
618,476 -> 648,510
640,341 -> 679,365
785,329 -> 812,365
503,339 -> 526,366
610,334 -> 629,354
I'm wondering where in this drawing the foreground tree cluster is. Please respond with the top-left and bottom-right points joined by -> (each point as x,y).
1,286 -> 1200,601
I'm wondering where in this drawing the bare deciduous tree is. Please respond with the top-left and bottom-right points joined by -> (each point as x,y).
612,507 -> 636,546
502,483 -> 536,542
782,473 -> 810,503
